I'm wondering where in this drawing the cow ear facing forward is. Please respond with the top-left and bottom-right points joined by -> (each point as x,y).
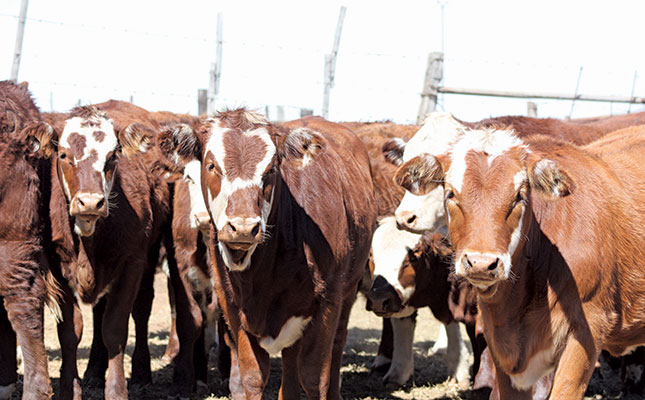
157,123 -> 201,167
279,127 -> 325,164
382,137 -> 406,166
118,123 -> 154,158
22,122 -> 56,158
528,158 -> 574,199
394,153 -> 443,195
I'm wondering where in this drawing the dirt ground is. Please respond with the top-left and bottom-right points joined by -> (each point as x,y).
10,271 -> 632,399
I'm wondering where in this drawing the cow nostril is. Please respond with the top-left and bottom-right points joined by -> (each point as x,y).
229,222 -> 237,232
78,198 -> 85,207
406,214 -> 417,224
382,298 -> 391,310
96,198 -> 105,210
251,223 -> 260,237
462,255 -> 472,270
488,259 -> 500,271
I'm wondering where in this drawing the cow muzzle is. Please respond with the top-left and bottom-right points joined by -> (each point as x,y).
218,218 -> 263,265
70,192 -> 108,236
458,251 -> 505,288
366,276 -> 403,317
193,212 -> 211,233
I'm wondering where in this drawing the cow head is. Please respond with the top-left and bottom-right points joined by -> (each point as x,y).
394,127 -> 574,292
159,109 -> 283,271
383,112 -> 465,233
56,106 -> 150,237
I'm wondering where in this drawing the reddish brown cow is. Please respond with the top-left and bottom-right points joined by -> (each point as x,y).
0,81 -> 58,399
158,110 -> 377,399
41,102 -> 170,399
395,124 -> 645,398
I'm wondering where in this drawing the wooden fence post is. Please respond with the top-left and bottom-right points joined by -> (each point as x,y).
417,52 -> 444,124
198,89 -> 208,115
322,6 -> 347,119
527,101 -> 537,117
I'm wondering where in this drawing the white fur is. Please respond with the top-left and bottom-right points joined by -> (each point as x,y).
395,112 -> 466,232
384,316 -> 416,385
259,316 -> 312,355
444,322 -> 472,388
371,217 -> 422,304
514,170 -> 527,191
509,348 -> 554,390
184,160 -> 210,230
204,120 -> 276,271
428,323 -> 448,356
446,128 -> 525,193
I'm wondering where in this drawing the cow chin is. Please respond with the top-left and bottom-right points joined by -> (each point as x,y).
74,216 -> 99,237
218,241 -> 257,271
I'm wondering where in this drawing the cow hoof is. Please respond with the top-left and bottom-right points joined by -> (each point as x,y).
161,354 -> 175,366
0,384 -> 15,400
371,354 -> 392,374
457,378 -> 471,391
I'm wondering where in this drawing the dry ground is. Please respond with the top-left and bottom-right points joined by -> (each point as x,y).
9,271 -> 631,399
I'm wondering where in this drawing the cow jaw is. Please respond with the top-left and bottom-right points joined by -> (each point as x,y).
74,215 -> 99,237
218,241 -> 257,271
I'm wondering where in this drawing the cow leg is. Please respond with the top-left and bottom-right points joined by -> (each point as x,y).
445,321 -> 471,390
492,358 -> 532,400
428,323 -> 448,356
130,261 -> 155,386
216,314 -> 231,378
279,342 -> 302,399
162,279 -> 179,365
227,344 -> 246,400
102,272 -> 143,400
57,285 -> 83,400
0,299 -> 17,399
549,338 -> 599,399
83,298 -> 108,387
236,330 -> 270,400
383,314 -> 415,386
193,328 -> 208,391
465,321 -> 485,382
371,317 -> 393,373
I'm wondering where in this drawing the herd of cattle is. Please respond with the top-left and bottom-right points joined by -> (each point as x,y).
1,78 -> 645,399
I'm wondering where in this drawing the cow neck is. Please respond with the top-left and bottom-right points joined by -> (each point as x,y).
475,207 -> 555,374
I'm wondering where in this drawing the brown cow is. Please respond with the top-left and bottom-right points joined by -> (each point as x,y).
0,81 -> 58,399
395,124 -> 645,398
366,217 -> 482,388
42,101 -> 169,399
157,109 -> 377,399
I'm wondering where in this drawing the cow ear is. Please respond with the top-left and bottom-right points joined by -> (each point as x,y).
158,123 -> 201,165
528,158 -> 574,198
279,127 -> 325,162
118,123 -> 154,157
428,233 -> 452,258
382,138 -> 406,166
22,122 -> 56,158
394,153 -> 443,195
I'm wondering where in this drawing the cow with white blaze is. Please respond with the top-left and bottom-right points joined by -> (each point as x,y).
158,109 -> 377,399
395,125 -> 645,399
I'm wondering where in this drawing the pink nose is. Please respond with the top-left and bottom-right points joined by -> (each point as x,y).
461,252 -> 501,277
218,219 -> 263,246
70,192 -> 107,217
395,210 -> 418,231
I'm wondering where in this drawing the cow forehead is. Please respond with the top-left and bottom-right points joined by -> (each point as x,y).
403,112 -> 464,162
446,128 -> 525,193
372,217 -> 422,277
204,120 -> 276,182
61,116 -> 118,166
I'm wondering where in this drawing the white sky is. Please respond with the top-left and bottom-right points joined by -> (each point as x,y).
2,0 -> 645,123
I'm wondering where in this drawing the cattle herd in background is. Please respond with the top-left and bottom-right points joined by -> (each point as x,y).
1,79 -> 645,399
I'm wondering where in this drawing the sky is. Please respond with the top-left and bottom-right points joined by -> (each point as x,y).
1,0 -> 645,124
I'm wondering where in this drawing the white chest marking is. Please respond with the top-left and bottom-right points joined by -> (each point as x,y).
509,349 -> 554,390
259,316 -> 312,355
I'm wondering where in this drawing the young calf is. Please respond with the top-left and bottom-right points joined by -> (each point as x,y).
367,217 -> 481,388
395,125 -> 645,399
158,110 -> 377,399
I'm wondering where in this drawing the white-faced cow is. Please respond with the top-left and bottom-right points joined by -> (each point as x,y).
42,102 -> 170,400
0,80 -> 59,399
366,217 -> 481,388
158,109 -> 377,399
395,125 -> 645,398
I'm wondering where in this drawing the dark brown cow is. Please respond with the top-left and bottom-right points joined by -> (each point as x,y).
366,217 -> 482,388
158,109 -> 377,399
0,81 -> 58,399
42,101 -> 170,399
395,124 -> 645,398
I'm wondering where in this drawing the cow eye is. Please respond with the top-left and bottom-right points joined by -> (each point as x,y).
59,152 -> 67,160
207,163 -> 215,172
445,189 -> 455,201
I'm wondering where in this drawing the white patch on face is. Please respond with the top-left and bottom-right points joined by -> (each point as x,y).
504,205 -> 526,277
446,128 -> 525,193
259,315 -> 312,355
184,160 -> 210,230
513,170 -> 527,191
61,116 -> 119,199
509,348 -> 554,390
371,217 -> 422,304
204,121 -> 276,232
395,112 -> 466,233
